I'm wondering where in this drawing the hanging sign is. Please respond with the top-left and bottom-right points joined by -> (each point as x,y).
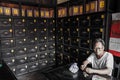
109,13 -> 120,57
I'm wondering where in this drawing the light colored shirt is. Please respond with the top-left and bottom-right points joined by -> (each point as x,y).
87,52 -> 114,76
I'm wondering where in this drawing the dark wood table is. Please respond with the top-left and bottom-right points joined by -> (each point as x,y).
43,64 -> 118,80
43,64 -> 89,80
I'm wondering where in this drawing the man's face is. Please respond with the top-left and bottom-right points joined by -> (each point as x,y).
94,42 -> 104,56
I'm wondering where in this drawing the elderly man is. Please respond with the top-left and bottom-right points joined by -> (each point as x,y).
81,38 -> 114,77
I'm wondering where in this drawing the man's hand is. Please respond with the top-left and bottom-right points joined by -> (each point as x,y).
81,65 -> 86,71
80,60 -> 89,71
85,67 -> 94,74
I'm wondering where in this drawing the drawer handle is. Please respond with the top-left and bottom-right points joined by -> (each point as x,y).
31,65 -> 37,69
30,40 -> 35,43
20,68 -> 26,72
17,21 -> 22,25
18,50 -> 25,54
19,59 -> 25,63
31,57 -> 36,60
2,21 -> 9,25
18,41 -> 23,44
5,42 -> 11,45
18,31 -> 23,34
6,52 -> 11,55
30,49 -> 36,52
3,31 -> 9,35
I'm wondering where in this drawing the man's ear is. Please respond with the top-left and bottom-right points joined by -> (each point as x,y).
103,46 -> 105,50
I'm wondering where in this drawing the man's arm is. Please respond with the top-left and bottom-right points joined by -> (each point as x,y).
81,60 -> 90,71
85,67 -> 112,76
81,53 -> 93,71
85,53 -> 113,76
